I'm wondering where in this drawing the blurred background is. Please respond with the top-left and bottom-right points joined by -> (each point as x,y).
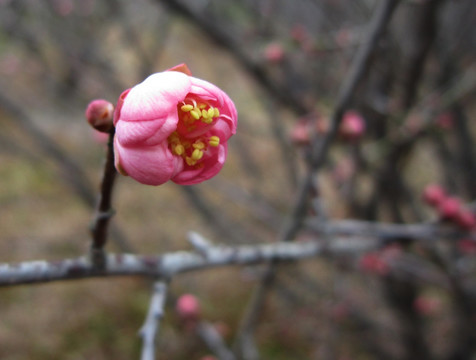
0,0 -> 475,359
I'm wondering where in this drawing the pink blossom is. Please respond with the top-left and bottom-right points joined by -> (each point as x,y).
413,295 -> 441,316
176,294 -> 200,320
263,42 -> 285,63
113,64 -> 238,186
339,110 -> 365,141
359,252 -> 389,276
437,196 -> 461,220
422,184 -> 446,207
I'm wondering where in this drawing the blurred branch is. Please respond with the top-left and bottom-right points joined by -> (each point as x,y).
158,0 -> 310,115
139,280 -> 169,360
280,0 -> 400,241
0,89 -> 134,253
196,322 -> 236,360
232,2 -> 401,357
305,219 -> 465,241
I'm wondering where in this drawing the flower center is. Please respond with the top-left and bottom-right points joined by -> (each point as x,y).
167,98 -> 221,167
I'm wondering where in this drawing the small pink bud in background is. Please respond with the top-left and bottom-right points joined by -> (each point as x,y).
290,24 -> 308,44
437,196 -> 461,220
85,99 -> 114,133
458,239 -> 476,255
290,119 -> 311,145
263,42 -> 285,63
422,184 -> 446,207
413,295 -> 441,316
113,64 -> 238,186
339,110 -> 365,141
176,294 -> 200,322
454,209 -> 476,230
436,111 -> 454,130
359,252 -> 389,276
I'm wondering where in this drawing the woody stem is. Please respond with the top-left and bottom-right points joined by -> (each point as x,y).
89,127 -> 117,269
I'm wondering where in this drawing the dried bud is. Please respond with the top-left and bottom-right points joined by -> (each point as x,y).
85,99 -> 114,133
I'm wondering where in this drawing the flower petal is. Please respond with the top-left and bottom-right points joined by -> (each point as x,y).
119,71 -> 191,122
114,138 -> 181,186
172,143 -> 227,185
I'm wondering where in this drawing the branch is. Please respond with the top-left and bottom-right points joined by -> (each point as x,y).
196,322 -> 236,360
305,219 -> 465,241
0,235 -> 377,287
280,0 -> 401,241
139,281 -> 169,360
89,128 -> 118,269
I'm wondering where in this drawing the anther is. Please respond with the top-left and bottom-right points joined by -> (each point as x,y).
209,136 -> 220,147
181,104 -> 194,112
193,141 -> 205,150
213,108 -> 220,118
190,109 -> 201,120
191,148 -> 204,161
174,144 -> 185,155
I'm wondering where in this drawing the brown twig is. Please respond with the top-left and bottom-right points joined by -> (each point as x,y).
89,128 -> 117,269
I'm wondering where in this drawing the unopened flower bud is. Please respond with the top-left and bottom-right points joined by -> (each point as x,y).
85,99 -> 114,133
437,196 -> 461,220
339,110 -> 365,141
176,294 -> 200,321
422,184 -> 446,207
455,209 -> 476,230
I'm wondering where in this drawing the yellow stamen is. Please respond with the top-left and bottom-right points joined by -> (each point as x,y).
181,104 -> 194,112
213,108 -> 220,118
190,109 -> 201,120
202,109 -> 209,119
201,117 -> 213,124
208,108 -> 215,118
185,157 -> 196,166
199,103 -> 207,109
174,144 -> 185,155
191,148 -> 204,161
208,136 -> 220,147
193,141 -> 205,150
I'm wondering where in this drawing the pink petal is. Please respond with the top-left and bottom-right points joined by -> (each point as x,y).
172,143 -> 227,185
115,111 -> 178,146
114,138 -> 182,186
119,71 -> 191,122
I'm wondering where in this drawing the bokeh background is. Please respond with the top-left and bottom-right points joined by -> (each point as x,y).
0,0 -> 475,359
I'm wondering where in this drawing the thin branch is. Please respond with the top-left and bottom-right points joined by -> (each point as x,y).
305,219 -> 466,241
196,322 -> 236,360
281,0 -> 401,242
89,128 -> 118,269
232,1 -> 401,356
139,280 -> 169,360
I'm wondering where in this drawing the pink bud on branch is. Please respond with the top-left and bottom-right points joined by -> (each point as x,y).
85,99 -> 114,133
113,64 -> 238,186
